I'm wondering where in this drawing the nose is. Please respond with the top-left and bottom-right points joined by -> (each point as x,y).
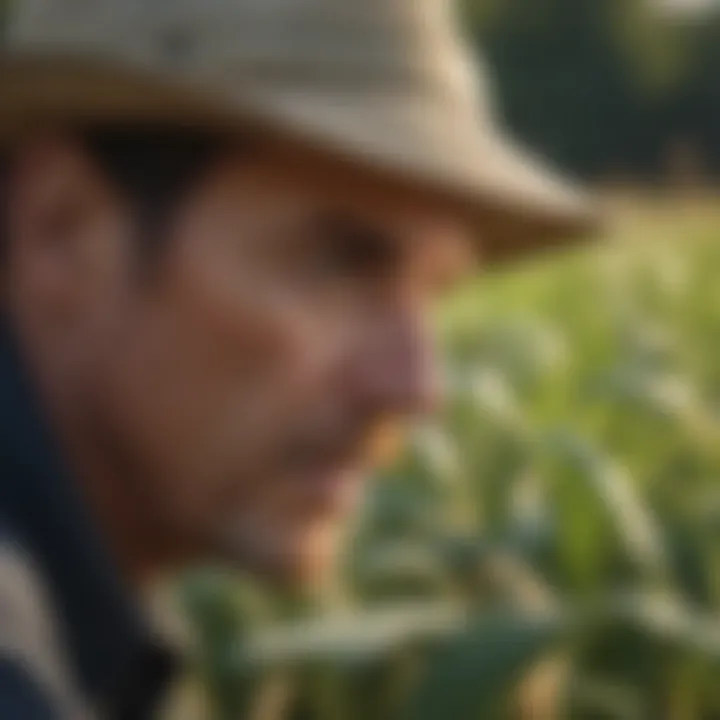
348,304 -> 443,419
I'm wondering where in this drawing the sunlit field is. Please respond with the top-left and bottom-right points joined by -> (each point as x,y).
180,197 -> 720,720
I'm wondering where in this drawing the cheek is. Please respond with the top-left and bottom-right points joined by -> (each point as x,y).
175,244 -> 331,422
127,236 -> 340,499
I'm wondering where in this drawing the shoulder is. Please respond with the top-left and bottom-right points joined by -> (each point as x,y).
0,530 -> 56,660
0,527 -> 95,719
0,658 -> 58,718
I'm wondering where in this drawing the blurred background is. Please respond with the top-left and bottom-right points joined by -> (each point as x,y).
158,0 -> 720,718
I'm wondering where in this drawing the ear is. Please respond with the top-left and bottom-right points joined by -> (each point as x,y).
4,133 -> 131,348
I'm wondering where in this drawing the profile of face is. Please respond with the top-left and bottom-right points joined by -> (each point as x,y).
4,134 -> 471,585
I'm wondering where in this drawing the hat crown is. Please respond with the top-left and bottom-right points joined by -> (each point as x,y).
5,0 -> 489,109
0,2 -> 593,264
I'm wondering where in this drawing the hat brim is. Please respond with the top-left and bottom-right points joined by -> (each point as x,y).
0,54 -> 601,264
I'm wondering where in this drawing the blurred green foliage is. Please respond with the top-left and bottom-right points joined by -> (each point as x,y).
181,203 -> 720,720
463,0 -> 720,180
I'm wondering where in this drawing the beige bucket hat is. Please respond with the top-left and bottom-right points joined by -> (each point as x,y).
0,0 -> 599,263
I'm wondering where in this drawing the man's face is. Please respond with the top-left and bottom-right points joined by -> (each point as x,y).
7,136 -> 471,584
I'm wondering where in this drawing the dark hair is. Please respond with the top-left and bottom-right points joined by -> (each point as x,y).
0,125 -> 249,270
80,125 -> 238,257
